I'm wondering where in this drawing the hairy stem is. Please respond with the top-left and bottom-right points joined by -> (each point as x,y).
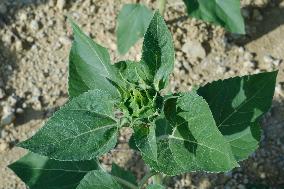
113,175 -> 139,189
138,170 -> 158,188
158,0 -> 167,16
96,158 -> 138,189
152,173 -> 163,185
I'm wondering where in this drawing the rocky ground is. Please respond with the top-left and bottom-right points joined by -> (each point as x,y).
0,0 -> 284,188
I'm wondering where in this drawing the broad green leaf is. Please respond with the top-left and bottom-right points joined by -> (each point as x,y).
117,4 -> 153,54
197,71 -> 277,161
134,92 -> 238,175
68,20 -> 120,98
77,170 -> 123,189
183,0 -> 245,34
8,152 -> 98,189
142,11 -> 175,91
111,163 -> 137,189
69,46 -> 90,97
19,90 -> 119,161
146,184 -> 165,189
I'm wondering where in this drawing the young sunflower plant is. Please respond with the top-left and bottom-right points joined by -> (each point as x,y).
9,12 -> 277,189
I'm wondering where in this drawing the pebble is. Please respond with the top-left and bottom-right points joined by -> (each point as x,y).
19,13 -> 28,21
0,3 -> 7,14
0,141 -> 8,152
0,111 -> 15,127
182,40 -> 206,60
15,40 -> 23,51
2,33 -> 12,45
0,88 -> 5,99
30,20 -> 40,31
16,108 -> 24,114
59,36 -> 71,45
263,55 -> 274,63
57,0 -> 66,10
243,61 -> 255,69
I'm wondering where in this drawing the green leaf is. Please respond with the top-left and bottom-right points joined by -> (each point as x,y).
68,19 -> 120,98
111,163 -> 137,189
19,90 -> 119,161
117,4 -> 153,54
77,170 -> 123,189
134,92 -> 238,175
183,0 -> 245,34
197,71 -> 277,161
146,184 -> 165,189
8,152 -> 98,189
142,11 -> 175,91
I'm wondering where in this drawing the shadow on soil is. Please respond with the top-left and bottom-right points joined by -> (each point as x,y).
167,2 -> 284,47
235,4 -> 284,46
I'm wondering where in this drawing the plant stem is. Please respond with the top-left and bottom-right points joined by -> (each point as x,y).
96,158 -> 138,189
152,173 -> 163,185
112,175 -> 139,189
138,170 -> 158,188
158,0 -> 167,16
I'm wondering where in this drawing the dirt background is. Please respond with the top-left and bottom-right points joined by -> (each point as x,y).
0,0 -> 284,188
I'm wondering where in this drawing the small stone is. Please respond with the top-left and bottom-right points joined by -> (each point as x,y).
182,40 -> 206,60
57,0 -> 66,10
15,40 -> 23,51
275,84 -> 282,95
16,108 -> 24,114
7,95 -> 17,107
22,102 -> 27,109
19,12 -> 27,21
1,111 -> 15,127
59,36 -> 71,45
263,55 -> 274,63
280,1 -> 284,8
0,142 -> 8,152
30,20 -> 40,31
260,172 -> 266,179
243,61 -> 255,69
238,46 -> 245,53
26,36 -> 34,43
244,52 -> 253,60
2,33 -> 12,45
0,3 -> 7,14
0,88 -> 5,99
273,59 -> 281,67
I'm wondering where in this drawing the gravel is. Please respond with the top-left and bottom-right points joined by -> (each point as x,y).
0,0 -> 284,188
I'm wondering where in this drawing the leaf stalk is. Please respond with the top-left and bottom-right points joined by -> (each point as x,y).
158,0 -> 167,16
113,175 -> 139,189
138,170 -> 158,188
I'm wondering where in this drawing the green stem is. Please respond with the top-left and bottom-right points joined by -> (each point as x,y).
112,176 -> 139,189
96,159 -> 138,189
158,0 -> 167,16
138,170 -> 158,188
152,173 -> 163,185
